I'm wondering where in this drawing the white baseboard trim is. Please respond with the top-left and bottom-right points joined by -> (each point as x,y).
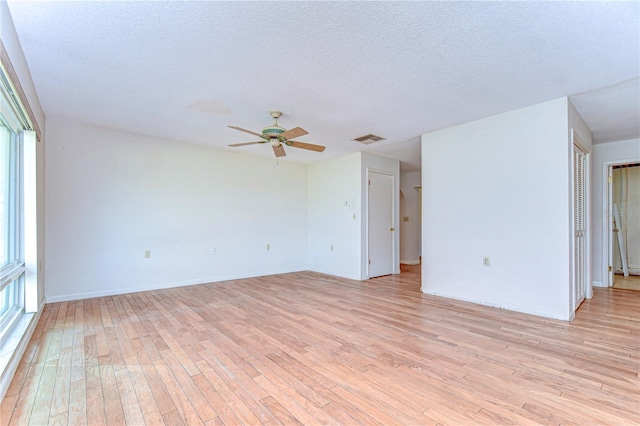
420,288 -> 571,321
592,280 -> 604,288
46,267 -> 308,303
0,299 -> 45,401
614,268 -> 640,275
400,260 -> 420,265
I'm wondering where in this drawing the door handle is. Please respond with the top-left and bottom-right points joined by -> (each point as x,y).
390,227 -> 395,231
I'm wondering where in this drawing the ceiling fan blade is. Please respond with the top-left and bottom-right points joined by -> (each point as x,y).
289,141 -> 326,152
273,144 -> 286,157
228,141 -> 264,147
281,126 -> 308,140
228,125 -> 265,139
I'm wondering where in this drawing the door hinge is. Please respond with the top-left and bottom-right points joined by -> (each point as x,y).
608,176 -> 612,183
368,259 -> 371,265
368,180 -> 371,186
609,266 -> 612,272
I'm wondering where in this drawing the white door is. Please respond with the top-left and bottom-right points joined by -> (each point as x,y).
573,144 -> 586,309
368,171 -> 394,278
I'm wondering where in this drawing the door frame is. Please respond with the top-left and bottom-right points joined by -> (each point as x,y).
570,130 -> 591,315
602,156 -> 640,287
365,168 -> 396,279
571,141 -> 587,313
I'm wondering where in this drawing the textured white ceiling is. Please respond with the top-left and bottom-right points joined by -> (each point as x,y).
7,1 -> 640,170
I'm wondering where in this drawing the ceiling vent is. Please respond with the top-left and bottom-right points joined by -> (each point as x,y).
353,133 -> 386,144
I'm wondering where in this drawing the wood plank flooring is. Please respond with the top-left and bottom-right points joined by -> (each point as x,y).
613,274 -> 640,291
2,269 -> 639,425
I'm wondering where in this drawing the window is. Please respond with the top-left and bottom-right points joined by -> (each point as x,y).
0,67 -> 28,342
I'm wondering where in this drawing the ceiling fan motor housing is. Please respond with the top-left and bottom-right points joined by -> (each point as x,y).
263,127 -> 284,138
263,115 -> 286,145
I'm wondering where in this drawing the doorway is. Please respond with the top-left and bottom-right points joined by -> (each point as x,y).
603,158 -> 640,288
399,185 -> 421,272
417,187 -> 422,261
610,162 -> 640,288
368,171 -> 394,278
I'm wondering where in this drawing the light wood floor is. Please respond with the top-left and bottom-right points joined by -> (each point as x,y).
613,274 -> 640,291
2,269 -> 639,425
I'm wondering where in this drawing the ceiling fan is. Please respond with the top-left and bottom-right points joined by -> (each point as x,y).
228,111 -> 326,158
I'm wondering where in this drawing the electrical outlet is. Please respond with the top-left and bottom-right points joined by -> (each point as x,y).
483,256 -> 490,267
209,247 -> 216,255
266,243 -> 270,251
144,250 -> 151,259
403,216 -> 410,222
331,244 -> 334,252
352,213 -> 356,220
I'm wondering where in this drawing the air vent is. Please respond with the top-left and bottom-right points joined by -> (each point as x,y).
353,133 -> 386,144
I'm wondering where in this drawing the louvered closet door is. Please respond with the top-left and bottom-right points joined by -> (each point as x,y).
573,144 -> 586,309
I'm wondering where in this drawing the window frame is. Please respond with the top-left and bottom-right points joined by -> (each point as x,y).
0,65 -> 27,343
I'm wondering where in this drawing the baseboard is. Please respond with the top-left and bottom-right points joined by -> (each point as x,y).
614,268 -> 640,275
420,288 -> 571,321
46,267 -> 308,303
0,299 -> 45,401
591,280 -> 604,288
400,260 -> 420,265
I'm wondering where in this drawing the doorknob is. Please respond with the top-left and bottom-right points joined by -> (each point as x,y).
390,227 -> 395,231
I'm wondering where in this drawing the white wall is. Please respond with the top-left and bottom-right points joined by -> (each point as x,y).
568,100 -> 592,153
361,152 -> 400,278
307,152 -> 362,280
591,138 -> 640,287
307,152 -> 400,281
45,119 -> 308,301
422,97 -> 573,320
400,171 -> 421,264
